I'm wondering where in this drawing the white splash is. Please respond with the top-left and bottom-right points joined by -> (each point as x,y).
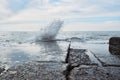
36,19 -> 64,41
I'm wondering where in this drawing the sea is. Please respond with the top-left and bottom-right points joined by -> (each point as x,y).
0,31 -> 120,68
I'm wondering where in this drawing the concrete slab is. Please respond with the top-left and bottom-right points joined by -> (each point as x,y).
69,65 -> 120,80
82,43 -> 120,67
97,55 -> 120,67
0,61 -> 67,80
67,49 -> 98,67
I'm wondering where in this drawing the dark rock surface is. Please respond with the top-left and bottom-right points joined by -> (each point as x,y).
109,37 -> 120,55
0,61 -> 67,80
109,37 -> 120,45
109,45 -> 120,55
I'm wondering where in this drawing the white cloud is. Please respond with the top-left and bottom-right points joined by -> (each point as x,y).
63,21 -> 120,31
0,23 -> 45,31
0,0 -> 120,31
0,0 -> 13,20
0,21 -> 120,31
0,0 -> 119,22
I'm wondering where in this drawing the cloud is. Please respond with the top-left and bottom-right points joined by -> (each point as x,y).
0,0 -> 13,19
0,21 -> 120,31
0,0 -> 120,31
63,21 -> 120,31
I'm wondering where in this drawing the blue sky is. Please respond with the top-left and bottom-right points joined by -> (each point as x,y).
0,0 -> 120,31
8,0 -> 29,12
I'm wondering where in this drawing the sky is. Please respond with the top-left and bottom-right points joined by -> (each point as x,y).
0,0 -> 120,31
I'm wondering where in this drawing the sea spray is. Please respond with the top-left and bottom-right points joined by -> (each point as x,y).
36,19 -> 64,41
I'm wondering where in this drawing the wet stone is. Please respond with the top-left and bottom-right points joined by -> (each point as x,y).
67,49 -> 98,67
109,37 -> 120,45
0,61 -> 67,80
104,67 -> 120,78
69,65 -> 120,80
109,37 -> 120,55
97,55 -> 120,67
109,45 -> 120,55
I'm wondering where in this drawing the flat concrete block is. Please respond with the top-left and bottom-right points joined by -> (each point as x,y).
67,49 -> 98,67
0,61 -> 67,80
97,55 -> 120,66
69,65 -> 120,80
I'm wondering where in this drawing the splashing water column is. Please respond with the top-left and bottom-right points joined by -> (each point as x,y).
36,20 -> 64,41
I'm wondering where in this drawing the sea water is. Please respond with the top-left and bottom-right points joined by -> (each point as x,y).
0,31 -> 120,68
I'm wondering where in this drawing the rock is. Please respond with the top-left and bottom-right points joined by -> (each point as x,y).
109,45 -> 120,55
109,37 -> 120,45
69,65 -> 120,80
109,37 -> 120,55
0,61 -> 67,80
0,67 -> 5,74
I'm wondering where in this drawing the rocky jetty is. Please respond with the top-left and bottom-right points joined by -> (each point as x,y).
0,41 -> 120,80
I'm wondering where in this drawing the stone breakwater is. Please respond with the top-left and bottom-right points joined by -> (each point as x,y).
0,41 -> 120,80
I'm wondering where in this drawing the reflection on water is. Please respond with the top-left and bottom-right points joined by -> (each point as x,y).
0,41 -> 67,67
36,41 -> 62,52
8,49 -> 30,65
34,41 -> 65,62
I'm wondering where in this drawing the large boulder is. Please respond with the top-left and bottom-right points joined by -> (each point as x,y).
109,37 -> 120,55
109,37 -> 120,45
